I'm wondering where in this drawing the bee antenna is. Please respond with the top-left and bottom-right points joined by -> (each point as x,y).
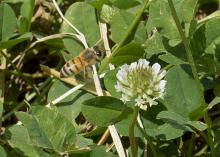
94,38 -> 102,47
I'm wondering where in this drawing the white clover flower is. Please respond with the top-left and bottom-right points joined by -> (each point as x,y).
115,59 -> 166,110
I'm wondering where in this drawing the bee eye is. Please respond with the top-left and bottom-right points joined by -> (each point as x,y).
96,50 -> 102,57
93,46 -> 104,58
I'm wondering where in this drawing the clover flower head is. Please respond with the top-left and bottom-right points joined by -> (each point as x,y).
115,59 -> 166,110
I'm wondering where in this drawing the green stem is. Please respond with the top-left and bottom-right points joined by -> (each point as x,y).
186,134 -> 195,157
129,106 -> 139,157
136,121 -> 158,157
167,1 -> 215,157
100,0 -> 150,72
204,112 -> 216,157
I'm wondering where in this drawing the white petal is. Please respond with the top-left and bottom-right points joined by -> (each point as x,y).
116,68 -> 129,84
129,62 -> 137,71
152,63 -> 161,75
148,98 -> 158,107
135,97 -> 145,104
115,82 -> 122,92
142,60 -> 150,68
121,94 -> 130,102
159,80 -> 166,90
140,104 -> 148,110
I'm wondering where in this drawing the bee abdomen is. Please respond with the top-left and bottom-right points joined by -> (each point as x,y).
60,62 -> 75,78
60,57 -> 84,78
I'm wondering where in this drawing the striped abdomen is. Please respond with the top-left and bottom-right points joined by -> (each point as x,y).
60,57 -> 84,78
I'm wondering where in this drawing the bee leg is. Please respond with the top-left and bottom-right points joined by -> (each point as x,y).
83,66 -> 88,81
83,65 -> 93,81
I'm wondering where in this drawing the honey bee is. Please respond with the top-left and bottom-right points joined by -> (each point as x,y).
60,46 -> 105,78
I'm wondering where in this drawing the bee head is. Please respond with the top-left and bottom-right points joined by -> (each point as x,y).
93,46 -> 105,61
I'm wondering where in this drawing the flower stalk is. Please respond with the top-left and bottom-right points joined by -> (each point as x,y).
167,0 -> 215,156
129,106 -> 139,157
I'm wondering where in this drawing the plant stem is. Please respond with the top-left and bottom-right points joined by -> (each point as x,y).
100,0 -> 150,72
136,121 -> 158,157
129,106 -> 139,157
186,134 -> 195,157
167,1 -> 215,157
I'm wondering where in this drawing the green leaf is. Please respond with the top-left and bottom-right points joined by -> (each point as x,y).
157,111 -> 189,125
82,96 -> 131,126
157,111 -> 193,132
133,21 -> 147,43
8,125 -> 51,157
1,0 -> 24,3
110,10 -> 134,43
190,25 -> 206,57
110,42 -> 145,66
15,112 -> 54,149
0,33 -> 32,50
70,145 -> 116,157
208,96 -> 220,110
159,53 -> 186,65
157,110 -> 207,132
110,10 -> 146,44
163,65 -> 202,118
100,4 -> 118,23
31,107 -> 76,152
61,2 -> 100,61
147,0 -> 180,41
16,106 -> 76,153
113,0 -> 141,9
180,0 -> 198,23
104,68 -> 121,98
0,145 -> 6,157
141,105 -> 186,141
205,18 -> 220,48
156,123 -> 184,140
185,121 -> 207,131
20,0 -> 35,33
144,31 -> 167,58
197,56 -> 220,75
48,80 -> 94,121
75,135 -> 93,150
0,3 -> 17,41
18,16 -> 29,34
85,0 -> 114,10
